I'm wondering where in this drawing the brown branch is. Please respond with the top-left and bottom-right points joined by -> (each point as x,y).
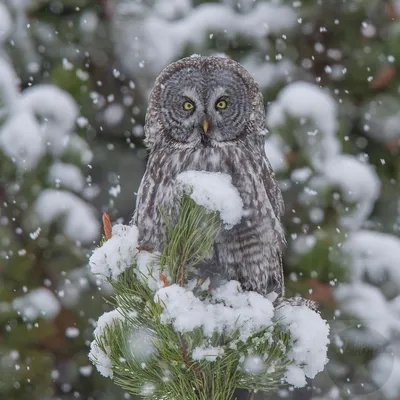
179,334 -> 203,381
160,273 -> 169,287
102,212 -> 112,240
370,66 -> 397,89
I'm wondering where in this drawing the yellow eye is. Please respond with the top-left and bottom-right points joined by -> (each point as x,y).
216,99 -> 227,110
183,101 -> 194,111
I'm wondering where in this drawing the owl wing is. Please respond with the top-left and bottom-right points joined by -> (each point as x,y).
260,146 -> 286,298
261,154 -> 285,221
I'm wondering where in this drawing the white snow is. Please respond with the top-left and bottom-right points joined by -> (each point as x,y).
18,84 -> 78,131
155,281 -> 275,342
284,365 -> 307,388
192,346 -> 224,362
89,309 -> 124,378
342,230 -> 400,290
362,94 -> 400,143
334,283 -> 400,347
109,184 -> 121,198
79,10 -> 99,33
0,3 -> 12,43
89,224 -> 139,280
34,189 -> 100,244
267,82 -> 340,170
291,234 -> 317,256
0,59 -> 19,108
136,250 -> 164,291
88,226 -> 331,386
242,355 -> 265,375
322,155 -> 380,229
264,135 -> 288,174
268,82 -> 337,137
140,383 -> 156,396
65,327 -> 80,338
88,222 -> 163,289
103,103 -> 125,126
48,162 -> 86,192
244,57 -> 296,90
0,71 -> 86,174
370,350 -> 400,399
79,365 -> 93,376
276,304 -> 330,387
13,288 -> 61,321
17,85 -> 79,155
65,133 -> 93,165
29,227 -> 41,240
154,0 -> 191,19
291,167 -> 313,184
125,329 -> 157,362
112,2 -> 297,79
0,112 -> 45,170
76,116 -> 88,128
177,171 -> 244,228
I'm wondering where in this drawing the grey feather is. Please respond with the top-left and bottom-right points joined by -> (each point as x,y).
132,56 -> 285,297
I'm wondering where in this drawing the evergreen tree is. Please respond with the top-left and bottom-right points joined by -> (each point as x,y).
0,4 -> 122,399
88,173 -> 329,400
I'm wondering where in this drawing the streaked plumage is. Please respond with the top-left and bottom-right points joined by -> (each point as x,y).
132,56 -> 286,298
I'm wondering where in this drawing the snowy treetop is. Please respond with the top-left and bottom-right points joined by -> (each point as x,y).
89,171 -> 330,391
112,1 -> 297,82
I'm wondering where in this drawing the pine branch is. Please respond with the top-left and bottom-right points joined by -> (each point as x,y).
89,193 -> 329,399
159,195 -> 221,285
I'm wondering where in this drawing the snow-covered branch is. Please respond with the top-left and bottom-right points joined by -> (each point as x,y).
89,171 -> 329,399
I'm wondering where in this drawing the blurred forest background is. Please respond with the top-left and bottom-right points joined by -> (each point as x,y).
1,0 -> 400,399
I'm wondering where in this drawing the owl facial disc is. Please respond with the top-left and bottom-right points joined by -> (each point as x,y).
153,59 -> 253,147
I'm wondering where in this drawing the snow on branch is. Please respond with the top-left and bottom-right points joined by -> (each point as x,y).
89,172 -> 329,398
0,66 -> 83,170
177,171 -> 244,228
267,81 -> 340,171
12,288 -> 61,321
0,57 -> 98,244
322,155 -> 380,230
112,1 -> 297,79
341,230 -> 400,290
0,112 -> 44,170
34,190 -> 100,244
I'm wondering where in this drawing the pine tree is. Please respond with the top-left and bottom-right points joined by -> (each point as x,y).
0,4 -> 122,399
264,1 -> 400,398
88,173 -> 329,400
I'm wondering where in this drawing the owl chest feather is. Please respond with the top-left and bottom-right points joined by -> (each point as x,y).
134,144 -> 283,294
145,145 -> 269,217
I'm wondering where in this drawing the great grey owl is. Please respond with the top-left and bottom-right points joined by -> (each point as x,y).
132,55 -> 285,298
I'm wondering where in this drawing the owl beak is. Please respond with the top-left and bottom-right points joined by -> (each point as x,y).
202,119 -> 209,134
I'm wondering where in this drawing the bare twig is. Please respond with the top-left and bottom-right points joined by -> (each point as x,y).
102,212 -> 112,240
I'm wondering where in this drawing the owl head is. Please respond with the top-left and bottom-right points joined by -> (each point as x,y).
144,56 -> 267,149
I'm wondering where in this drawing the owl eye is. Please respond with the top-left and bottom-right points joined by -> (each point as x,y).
183,101 -> 195,111
215,99 -> 228,110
